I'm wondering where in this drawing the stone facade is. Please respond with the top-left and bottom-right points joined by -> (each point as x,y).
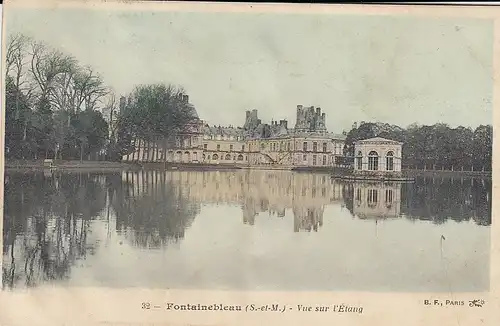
122,98 -> 346,169
353,137 -> 403,177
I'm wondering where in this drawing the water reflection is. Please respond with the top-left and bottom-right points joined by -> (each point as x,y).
3,172 -> 106,289
2,170 -> 491,291
342,177 -> 491,226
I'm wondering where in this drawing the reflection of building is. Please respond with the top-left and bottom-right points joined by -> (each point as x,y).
121,170 -> 345,232
122,100 -> 346,168
351,182 -> 402,219
354,137 -> 403,176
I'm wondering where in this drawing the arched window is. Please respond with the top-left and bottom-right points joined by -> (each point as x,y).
368,151 -> 379,171
356,151 -> 363,170
212,154 -> 218,160
386,151 -> 394,171
184,151 -> 190,162
225,154 -> 231,160
237,154 -> 244,161
175,151 -> 182,162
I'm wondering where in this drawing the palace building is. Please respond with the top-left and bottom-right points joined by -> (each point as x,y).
121,97 -> 347,169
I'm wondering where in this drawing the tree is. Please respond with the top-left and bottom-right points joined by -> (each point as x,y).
116,84 -> 197,162
344,121 -> 492,171
4,33 -> 111,161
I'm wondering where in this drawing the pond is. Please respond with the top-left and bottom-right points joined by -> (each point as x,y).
2,169 -> 491,292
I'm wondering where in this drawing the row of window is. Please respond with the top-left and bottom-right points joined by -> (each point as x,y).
356,156 -> 395,171
355,189 -> 394,204
203,134 -> 244,141
204,153 -> 247,161
204,144 -> 245,152
302,154 -> 329,166
356,151 -> 396,171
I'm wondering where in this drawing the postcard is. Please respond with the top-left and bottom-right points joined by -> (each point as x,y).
0,1 -> 499,326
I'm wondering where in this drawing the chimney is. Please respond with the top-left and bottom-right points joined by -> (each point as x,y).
297,104 -> 303,110
246,111 -> 250,119
183,95 -> 189,103
322,113 -> 326,120
316,107 -> 321,115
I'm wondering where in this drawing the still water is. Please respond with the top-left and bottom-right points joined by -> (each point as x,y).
2,170 -> 491,292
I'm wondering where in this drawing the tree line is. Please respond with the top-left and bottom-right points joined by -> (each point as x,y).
5,34 -> 111,161
343,122 -> 493,171
4,33 -> 195,162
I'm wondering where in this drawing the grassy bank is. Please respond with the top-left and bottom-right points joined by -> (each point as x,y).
403,169 -> 491,178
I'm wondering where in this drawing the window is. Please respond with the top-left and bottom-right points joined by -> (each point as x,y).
313,142 -> 318,152
368,151 -> 379,171
212,154 -> 218,160
386,151 -> 394,171
193,152 -> 198,161
303,142 -> 308,152
356,188 -> 362,201
313,155 -> 317,165
237,154 -> 244,161
385,189 -> 393,203
356,151 -> 363,170
367,189 -> 378,204
303,154 -> 307,161
207,155 -> 211,160
323,155 -> 327,165
241,145 -> 245,152
217,144 -> 220,151
204,144 -> 207,150
322,142 -> 327,153
287,142 -> 291,151
230,144 -> 233,151
225,154 -> 231,160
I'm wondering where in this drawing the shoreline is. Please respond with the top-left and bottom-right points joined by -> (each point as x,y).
3,160 -> 492,177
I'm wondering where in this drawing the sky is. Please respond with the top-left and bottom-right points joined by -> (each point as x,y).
4,5 -> 494,133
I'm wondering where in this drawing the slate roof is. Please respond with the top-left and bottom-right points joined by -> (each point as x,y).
355,137 -> 403,145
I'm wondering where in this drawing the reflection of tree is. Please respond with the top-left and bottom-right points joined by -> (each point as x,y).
2,171 -> 106,289
403,177 -> 491,225
342,177 -> 491,226
110,171 -> 200,249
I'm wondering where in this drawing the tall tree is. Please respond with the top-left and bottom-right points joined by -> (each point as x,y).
116,84 -> 197,162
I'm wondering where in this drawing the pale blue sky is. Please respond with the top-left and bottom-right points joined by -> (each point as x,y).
4,6 -> 494,132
